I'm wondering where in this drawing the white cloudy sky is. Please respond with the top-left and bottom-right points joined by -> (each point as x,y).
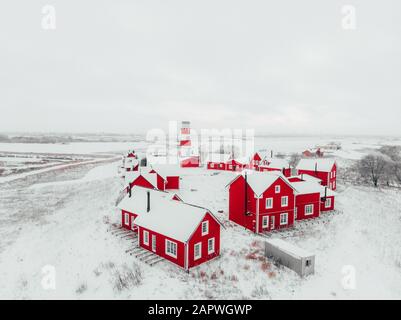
0,0 -> 400,135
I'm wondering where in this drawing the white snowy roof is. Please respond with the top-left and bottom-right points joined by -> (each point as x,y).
124,171 -> 158,188
291,181 -> 335,197
289,173 -> 322,183
149,164 -> 179,180
296,158 -> 336,172
266,238 -> 313,259
124,158 -> 139,169
262,158 -> 290,169
134,200 -> 215,243
232,156 -> 250,164
227,171 -> 295,197
117,186 -> 169,215
205,153 -> 231,163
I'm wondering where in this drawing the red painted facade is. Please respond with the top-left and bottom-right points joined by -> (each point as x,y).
180,156 -> 200,168
320,195 -> 335,212
228,175 -> 296,233
297,163 -> 337,190
137,212 -> 220,270
166,176 -> 180,189
225,159 -> 246,171
207,161 -> 226,170
249,153 -> 262,170
294,192 -> 320,220
121,210 -> 138,231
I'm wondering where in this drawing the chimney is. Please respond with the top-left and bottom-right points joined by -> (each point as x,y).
271,150 -> 273,158
128,185 -> 132,197
147,191 -> 150,212
323,187 -> 327,201
315,163 -> 318,173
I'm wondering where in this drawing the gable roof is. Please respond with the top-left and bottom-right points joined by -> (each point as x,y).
134,199 -> 223,243
291,181 -> 335,197
124,171 -> 158,189
296,158 -> 336,172
227,171 -> 296,197
149,164 -> 179,180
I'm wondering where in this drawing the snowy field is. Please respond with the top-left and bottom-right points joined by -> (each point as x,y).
1,136 -> 401,299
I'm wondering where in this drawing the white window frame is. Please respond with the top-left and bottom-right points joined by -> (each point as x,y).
201,221 -> 209,236
281,196 -> 288,207
228,165 -> 233,170
124,212 -> 129,225
280,213 -> 288,225
325,198 -> 332,208
194,242 -> 202,260
208,238 -> 215,254
333,181 -> 336,189
165,239 -> 177,258
143,230 -> 149,245
219,163 -> 223,168
210,163 -> 214,168
275,185 -> 280,194
305,204 -> 314,216
262,215 -> 269,228
265,198 -> 273,209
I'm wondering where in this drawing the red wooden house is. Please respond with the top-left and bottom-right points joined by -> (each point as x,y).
249,152 -> 263,170
290,181 -> 321,220
259,158 -> 292,177
225,157 -> 249,171
206,153 -> 231,170
148,165 -> 180,190
123,157 -> 139,172
180,156 -> 200,168
127,149 -> 138,158
296,159 -> 337,190
227,171 -> 296,233
134,199 -> 223,270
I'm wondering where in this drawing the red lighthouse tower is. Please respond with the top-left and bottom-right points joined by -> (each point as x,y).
179,121 -> 200,167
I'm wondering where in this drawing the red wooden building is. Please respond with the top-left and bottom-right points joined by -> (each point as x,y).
148,165 -> 180,190
227,171 -> 296,233
259,158 -> 292,177
206,153 -> 231,170
134,199 -> 223,270
249,152 -> 263,170
296,159 -> 337,190
225,157 -> 249,171
127,149 -> 138,158
291,181 -> 321,220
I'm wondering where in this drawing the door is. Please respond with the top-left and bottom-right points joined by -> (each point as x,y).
131,216 -> 136,231
152,235 -> 156,252
270,216 -> 275,230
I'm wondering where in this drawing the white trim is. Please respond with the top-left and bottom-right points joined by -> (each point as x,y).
201,221 -> 209,236
208,238 -> 215,254
281,196 -> 288,207
194,242 -> 202,260
275,185 -> 280,193
262,215 -> 269,228
280,212 -> 288,225
151,234 -> 156,252
124,212 -> 129,225
305,204 -> 314,216
265,198 -> 273,209
165,239 -> 177,258
143,230 -> 149,245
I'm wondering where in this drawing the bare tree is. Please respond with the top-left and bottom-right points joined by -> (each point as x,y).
289,153 -> 301,168
357,153 -> 392,187
379,146 -> 401,185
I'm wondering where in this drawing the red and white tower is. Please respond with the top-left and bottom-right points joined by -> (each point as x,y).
178,121 -> 200,167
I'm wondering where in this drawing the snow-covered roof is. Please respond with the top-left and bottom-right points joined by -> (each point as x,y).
291,181 -> 335,197
289,173 -> 322,183
261,158 -> 290,169
266,238 -> 313,259
205,153 -> 231,163
227,171 -> 295,197
149,164 -> 179,180
296,158 -> 336,172
124,171 -> 158,188
117,186 -> 169,215
232,156 -> 250,164
134,200 -> 218,243
124,158 -> 139,169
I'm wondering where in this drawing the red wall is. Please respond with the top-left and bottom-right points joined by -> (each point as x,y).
207,162 -> 225,170
166,176 -> 180,189
180,157 -> 200,167
320,195 -> 335,211
294,193 -> 320,220
129,175 -> 155,190
155,174 -> 165,191
121,210 -> 138,231
187,212 -> 221,268
138,227 -> 186,268
298,163 -> 336,190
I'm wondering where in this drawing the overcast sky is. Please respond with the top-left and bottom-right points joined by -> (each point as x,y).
0,0 -> 400,135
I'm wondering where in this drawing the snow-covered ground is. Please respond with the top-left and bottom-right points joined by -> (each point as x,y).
0,136 -> 401,299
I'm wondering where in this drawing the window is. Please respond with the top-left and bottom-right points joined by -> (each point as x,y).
228,165 -> 233,170
262,216 -> 269,228
325,198 -> 332,208
306,259 -> 311,267
210,163 -> 214,168
265,198 -> 273,209
281,196 -> 288,207
275,185 -> 280,193
333,181 -> 336,189
220,163 -> 223,168
194,242 -> 202,260
208,238 -> 215,254
202,221 -> 209,236
305,204 -> 313,215
124,212 -> 129,225
280,213 -> 288,225
165,239 -> 177,258
143,230 -> 149,245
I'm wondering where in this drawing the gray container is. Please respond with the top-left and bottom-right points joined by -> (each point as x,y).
264,238 -> 315,277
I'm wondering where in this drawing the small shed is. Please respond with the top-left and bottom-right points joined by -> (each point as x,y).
264,238 -> 315,277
